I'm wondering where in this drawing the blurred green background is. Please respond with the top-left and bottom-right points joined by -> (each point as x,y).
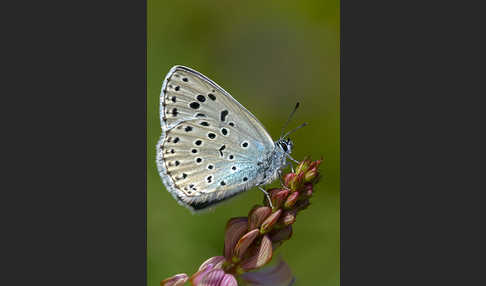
147,1 -> 339,285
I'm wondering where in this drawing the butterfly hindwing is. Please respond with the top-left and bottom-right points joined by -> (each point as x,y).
157,66 -> 275,211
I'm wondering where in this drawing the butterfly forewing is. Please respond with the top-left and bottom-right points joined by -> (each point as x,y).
157,66 -> 275,211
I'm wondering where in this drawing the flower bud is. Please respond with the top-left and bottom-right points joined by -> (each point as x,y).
161,273 -> 188,286
283,173 -> 296,187
294,199 -> 310,212
308,159 -> 322,170
302,183 -> 313,198
295,158 -> 311,174
304,167 -> 318,183
240,235 -> 273,271
224,217 -> 249,259
284,191 -> 299,209
260,209 -> 282,234
289,172 -> 305,190
271,189 -> 289,209
233,229 -> 260,260
248,206 -> 272,230
281,210 -> 297,226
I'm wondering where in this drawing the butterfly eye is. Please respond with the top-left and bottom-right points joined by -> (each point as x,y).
281,143 -> 288,152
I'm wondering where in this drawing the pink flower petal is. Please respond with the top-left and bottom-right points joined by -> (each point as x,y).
198,269 -> 225,286
161,273 -> 189,286
224,217 -> 248,259
248,206 -> 272,230
233,229 -> 260,259
191,265 -> 215,286
219,274 -> 238,286
240,235 -> 273,271
198,256 -> 226,271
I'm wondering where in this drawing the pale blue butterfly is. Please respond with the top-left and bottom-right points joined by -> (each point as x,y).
156,66 -> 304,212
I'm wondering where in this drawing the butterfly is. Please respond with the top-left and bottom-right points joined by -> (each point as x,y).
156,66 -> 303,212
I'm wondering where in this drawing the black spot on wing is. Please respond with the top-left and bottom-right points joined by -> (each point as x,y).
220,110 -> 229,122
218,145 -> 226,156
197,95 -> 206,102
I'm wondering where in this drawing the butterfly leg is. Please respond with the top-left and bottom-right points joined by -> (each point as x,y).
288,162 -> 295,173
258,186 -> 273,208
283,159 -> 295,173
286,154 -> 300,164
278,170 -> 291,190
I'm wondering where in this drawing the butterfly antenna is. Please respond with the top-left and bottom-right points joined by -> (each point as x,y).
280,102 -> 300,139
281,122 -> 308,139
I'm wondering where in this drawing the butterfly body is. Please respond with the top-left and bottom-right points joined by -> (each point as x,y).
156,66 -> 293,212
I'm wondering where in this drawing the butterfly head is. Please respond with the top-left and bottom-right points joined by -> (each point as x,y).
277,137 -> 293,155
